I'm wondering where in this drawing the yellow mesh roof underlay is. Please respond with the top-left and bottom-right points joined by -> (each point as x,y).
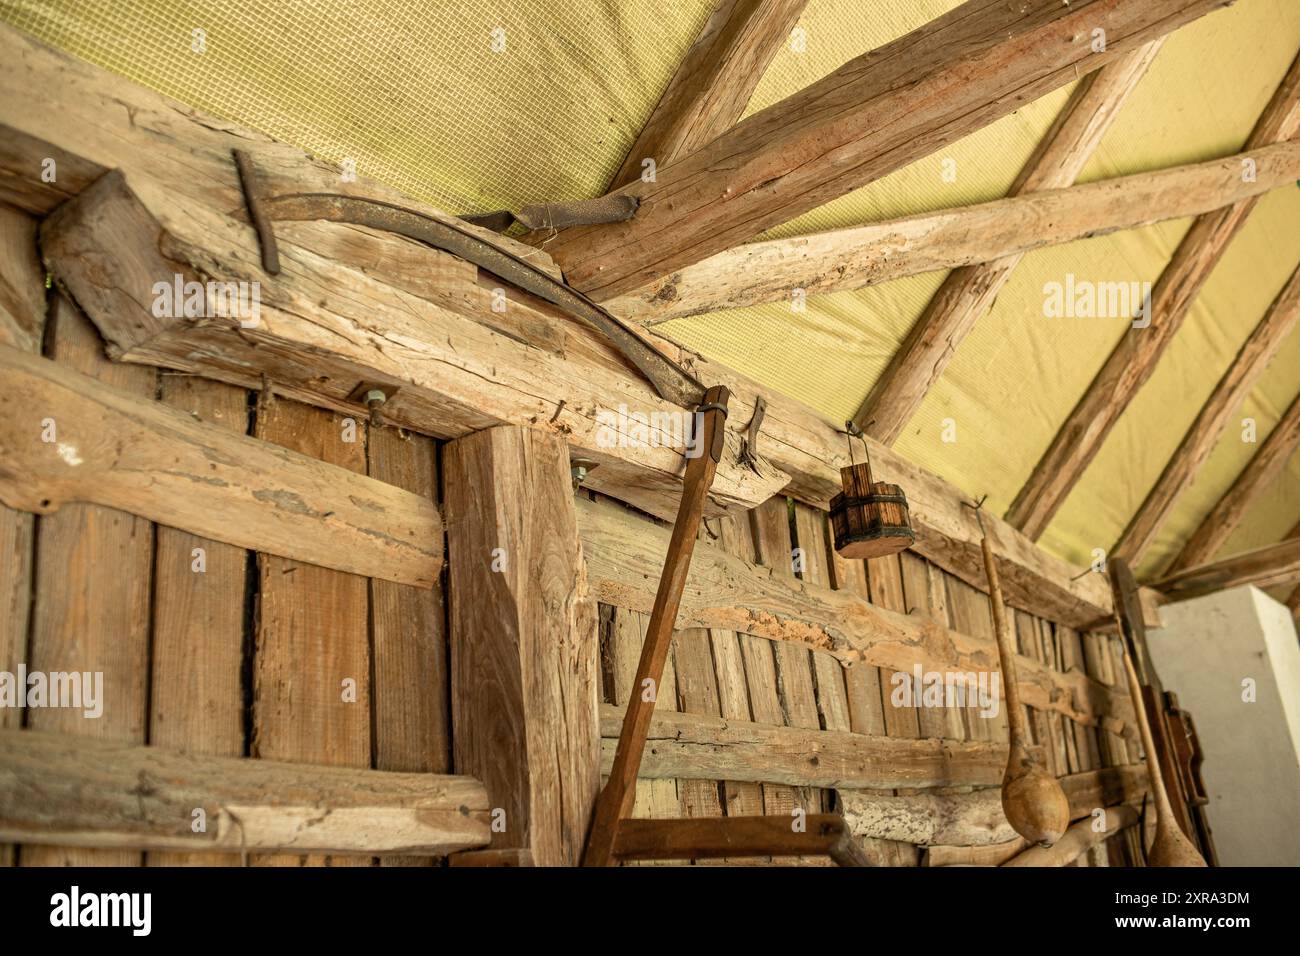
4,0 -> 1298,587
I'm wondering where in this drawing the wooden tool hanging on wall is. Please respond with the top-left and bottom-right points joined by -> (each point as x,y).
970,499 -> 1069,847
830,423 -> 915,559
1109,558 -> 1207,867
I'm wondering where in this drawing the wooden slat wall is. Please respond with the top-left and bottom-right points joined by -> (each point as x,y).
1,228 -> 451,865
593,493 -> 1146,866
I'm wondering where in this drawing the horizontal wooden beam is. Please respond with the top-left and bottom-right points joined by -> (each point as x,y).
839,764 -> 1147,846
1153,536 -> 1300,602
3,23 -> 1134,629
1166,391 -> 1300,574
611,814 -> 865,864
613,139 -> 1300,325
582,497 -> 1137,734
0,343 -> 441,587
0,729 -> 490,856
1003,804 -> 1138,866
853,41 -> 1163,445
544,0 -> 1228,301
608,0 -> 808,191
39,168 -> 787,522
599,703 -> 1008,790
1005,50 -> 1300,540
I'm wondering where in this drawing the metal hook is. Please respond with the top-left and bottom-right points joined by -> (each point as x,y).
962,494 -> 989,536
843,420 -> 872,471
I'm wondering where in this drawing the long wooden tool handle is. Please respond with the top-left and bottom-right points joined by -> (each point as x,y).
979,529 -> 1068,846
583,386 -> 730,866
1118,648 -> 1181,832
1108,557 -> 1205,866
980,535 -> 1029,742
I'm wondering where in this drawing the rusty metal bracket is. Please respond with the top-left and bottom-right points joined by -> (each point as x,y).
232,150 -> 704,409
464,194 -> 638,233
738,395 -> 766,472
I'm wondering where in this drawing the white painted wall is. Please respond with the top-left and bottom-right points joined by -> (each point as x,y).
1147,586 -> 1300,866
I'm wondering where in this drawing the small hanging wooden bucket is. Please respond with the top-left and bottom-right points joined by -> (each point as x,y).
829,460 -> 915,560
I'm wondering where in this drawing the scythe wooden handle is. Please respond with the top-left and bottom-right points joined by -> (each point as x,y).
582,386 -> 730,866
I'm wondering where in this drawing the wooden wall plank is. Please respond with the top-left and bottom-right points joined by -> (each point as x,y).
673,627 -> 726,820
604,605 -> 681,851
147,376 -> 249,867
0,203 -> 43,867
751,498 -> 821,819
21,295 -> 155,868
251,399 -> 370,867
367,426 -> 449,866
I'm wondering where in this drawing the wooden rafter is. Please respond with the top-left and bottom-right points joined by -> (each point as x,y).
851,42 -> 1162,444
1282,518 -> 1300,620
607,0 -> 808,191
1154,535 -> 1300,602
1113,263 -> 1300,564
1006,50 -> 1300,540
611,140 -> 1300,326
1166,391 -> 1300,575
543,0 -> 1228,301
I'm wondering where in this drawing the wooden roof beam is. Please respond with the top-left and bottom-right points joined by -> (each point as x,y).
1113,263 -> 1300,564
1005,50 -> 1300,540
608,0 -> 808,191
542,0 -> 1230,301
1154,534 -> 1300,603
610,139 -> 1300,326
851,42 -> 1161,443
1165,391 -> 1300,575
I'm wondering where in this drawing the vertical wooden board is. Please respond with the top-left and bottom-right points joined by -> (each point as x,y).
1082,631 -> 1126,768
604,605 -> 679,864
707,629 -> 765,819
1109,638 -> 1144,765
808,505 -> 898,867
1058,625 -> 1101,771
944,575 -> 1010,744
367,427 -> 448,867
824,527 -> 887,739
899,553 -> 965,740
792,504 -> 852,735
21,296 -> 154,868
252,399 -> 370,867
1014,609 -> 1057,776
147,376 -> 249,867
750,497 -> 821,814
870,553 -> 921,740
708,514 -> 765,821
866,552 -> 921,867
673,627 -> 725,819
0,204 -> 42,867
1042,621 -> 1080,774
